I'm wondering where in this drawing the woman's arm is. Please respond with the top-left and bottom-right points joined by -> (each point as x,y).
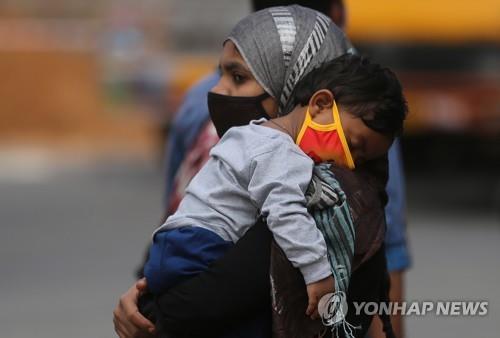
153,219 -> 272,336
114,219 -> 273,338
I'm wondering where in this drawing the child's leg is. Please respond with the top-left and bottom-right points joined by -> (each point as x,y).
219,308 -> 272,338
140,226 -> 233,331
143,226 -> 233,294
137,291 -> 157,323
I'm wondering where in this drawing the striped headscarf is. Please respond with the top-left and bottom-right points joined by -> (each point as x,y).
227,5 -> 354,115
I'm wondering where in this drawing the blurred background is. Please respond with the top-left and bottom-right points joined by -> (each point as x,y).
0,1 -> 498,337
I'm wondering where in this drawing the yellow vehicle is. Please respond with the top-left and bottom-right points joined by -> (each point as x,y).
342,0 -> 500,171
346,0 -> 500,136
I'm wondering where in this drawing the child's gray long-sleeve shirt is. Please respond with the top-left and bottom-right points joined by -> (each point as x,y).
156,119 -> 330,284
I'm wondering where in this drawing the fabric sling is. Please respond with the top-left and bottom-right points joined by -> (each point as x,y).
305,163 -> 358,337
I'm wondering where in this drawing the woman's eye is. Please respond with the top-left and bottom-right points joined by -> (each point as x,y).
232,73 -> 246,84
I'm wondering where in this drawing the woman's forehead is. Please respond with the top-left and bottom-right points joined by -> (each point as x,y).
221,40 -> 242,60
219,41 -> 250,71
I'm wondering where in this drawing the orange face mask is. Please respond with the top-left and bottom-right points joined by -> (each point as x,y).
296,101 -> 355,169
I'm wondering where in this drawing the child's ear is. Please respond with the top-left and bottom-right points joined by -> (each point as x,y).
307,89 -> 335,118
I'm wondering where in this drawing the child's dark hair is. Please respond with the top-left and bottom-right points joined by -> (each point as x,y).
291,54 -> 408,137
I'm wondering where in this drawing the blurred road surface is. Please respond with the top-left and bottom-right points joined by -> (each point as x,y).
0,159 -> 498,338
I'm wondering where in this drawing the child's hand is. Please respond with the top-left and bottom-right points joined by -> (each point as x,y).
305,275 -> 335,320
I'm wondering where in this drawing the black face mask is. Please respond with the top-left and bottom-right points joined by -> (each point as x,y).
207,91 -> 271,138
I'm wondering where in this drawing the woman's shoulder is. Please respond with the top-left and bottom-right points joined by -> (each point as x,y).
330,157 -> 389,269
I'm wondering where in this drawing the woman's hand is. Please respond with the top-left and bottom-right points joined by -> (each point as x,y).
113,278 -> 157,338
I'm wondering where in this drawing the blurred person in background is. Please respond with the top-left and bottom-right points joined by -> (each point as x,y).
114,4 -> 397,338
163,1 -> 410,337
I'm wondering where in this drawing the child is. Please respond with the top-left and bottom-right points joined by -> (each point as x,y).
142,54 -> 407,322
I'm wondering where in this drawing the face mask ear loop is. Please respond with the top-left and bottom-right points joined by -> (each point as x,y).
331,98 -> 338,124
257,92 -> 270,101
257,92 -> 272,119
332,101 -> 356,169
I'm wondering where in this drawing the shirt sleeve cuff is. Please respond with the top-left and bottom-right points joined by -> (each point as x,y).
300,255 -> 332,285
385,242 -> 412,272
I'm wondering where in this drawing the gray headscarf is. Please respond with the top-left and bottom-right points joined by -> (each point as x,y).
227,5 -> 354,115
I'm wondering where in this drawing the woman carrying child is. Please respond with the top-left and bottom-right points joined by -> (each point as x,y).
114,5 -> 406,338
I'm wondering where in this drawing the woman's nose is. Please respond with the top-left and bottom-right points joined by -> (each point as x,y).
210,79 -> 230,96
